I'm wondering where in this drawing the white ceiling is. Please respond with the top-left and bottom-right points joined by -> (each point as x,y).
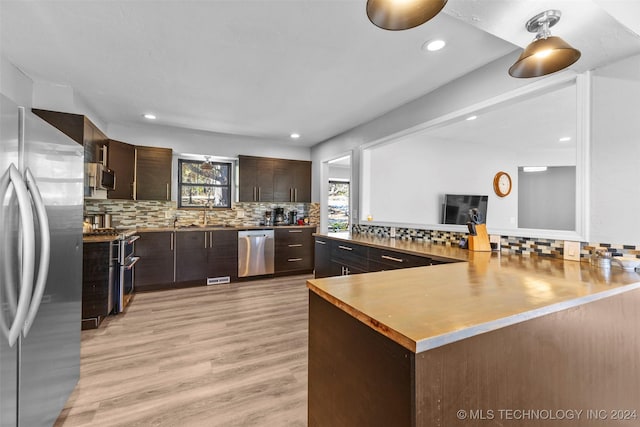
1,0 -> 639,147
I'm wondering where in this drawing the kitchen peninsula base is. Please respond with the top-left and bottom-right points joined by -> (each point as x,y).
308,288 -> 640,426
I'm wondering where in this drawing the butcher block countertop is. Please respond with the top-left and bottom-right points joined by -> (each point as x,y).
307,233 -> 640,353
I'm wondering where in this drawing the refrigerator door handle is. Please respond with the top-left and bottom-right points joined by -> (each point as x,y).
22,168 -> 51,337
0,165 -> 36,347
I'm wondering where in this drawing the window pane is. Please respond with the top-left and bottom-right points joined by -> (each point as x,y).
180,185 -> 230,208
181,161 -> 229,185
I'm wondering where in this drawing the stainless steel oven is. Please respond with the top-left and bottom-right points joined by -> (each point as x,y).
115,233 -> 139,313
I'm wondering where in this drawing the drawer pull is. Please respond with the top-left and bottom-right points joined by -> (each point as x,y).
338,245 -> 353,251
381,255 -> 403,263
288,258 -> 303,262
288,244 -> 302,247
288,230 -> 302,233
315,240 -> 326,245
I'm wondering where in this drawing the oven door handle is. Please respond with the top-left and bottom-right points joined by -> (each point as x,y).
123,256 -> 140,270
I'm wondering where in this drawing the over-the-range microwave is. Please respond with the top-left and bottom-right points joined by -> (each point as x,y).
88,162 -> 116,191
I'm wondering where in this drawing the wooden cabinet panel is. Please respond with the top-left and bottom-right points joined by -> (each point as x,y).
313,237 -> 335,278
173,229 -> 238,284
239,156 -> 274,202
107,139 -> 135,200
275,228 -> 314,274
273,159 -> 312,203
82,241 -> 113,329
135,231 -> 175,289
175,231 -> 208,283
206,229 -> 238,281
135,146 -> 172,201
239,156 -> 310,203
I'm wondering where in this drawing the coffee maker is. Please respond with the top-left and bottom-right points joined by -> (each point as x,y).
274,207 -> 285,225
288,210 -> 297,225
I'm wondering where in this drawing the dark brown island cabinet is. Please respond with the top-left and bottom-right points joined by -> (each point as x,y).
175,229 -> 238,284
274,227 -> 315,275
314,236 -> 448,279
239,155 -> 311,203
82,241 -> 113,329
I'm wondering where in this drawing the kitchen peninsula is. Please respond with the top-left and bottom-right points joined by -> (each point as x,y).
307,234 -> 640,426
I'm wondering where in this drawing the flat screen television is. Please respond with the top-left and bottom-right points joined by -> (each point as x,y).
442,194 -> 489,225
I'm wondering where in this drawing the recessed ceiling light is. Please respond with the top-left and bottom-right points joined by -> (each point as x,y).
422,39 -> 446,52
559,136 -> 571,142
466,115 -> 477,121
523,166 -> 548,172
290,133 -> 300,139
144,113 -> 156,120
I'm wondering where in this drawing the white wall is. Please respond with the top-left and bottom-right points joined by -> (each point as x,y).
328,164 -> 350,181
590,54 -> 640,244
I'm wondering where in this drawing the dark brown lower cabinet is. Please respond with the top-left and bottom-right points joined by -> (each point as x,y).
135,231 -> 175,290
175,230 -> 238,284
275,228 -> 314,275
314,237 -> 451,279
82,241 -> 114,329
206,229 -> 238,282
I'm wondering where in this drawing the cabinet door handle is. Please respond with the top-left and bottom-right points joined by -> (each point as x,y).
294,188 -> 298,202
288,258 -> 303,262
204,231 -> 207,249
288,244 -> 302,247
338,245 -> 353,251
253,187 -> 257,201
315,240 -> 326,245
166,183 -> 169,201
210,232 -> 213,248
381,255 -> 403,263
170,233 -> 174,250
288,230 -> 302,233
258,187 -> 261,201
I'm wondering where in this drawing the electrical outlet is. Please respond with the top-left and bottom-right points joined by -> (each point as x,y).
390,227 -> 396,238
236,209 -> 245,219
164,210 -> 172,219
564,241 -> 581,262
489,234 -> 501,251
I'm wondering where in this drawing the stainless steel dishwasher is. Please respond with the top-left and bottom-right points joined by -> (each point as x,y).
238,229 -> 275,277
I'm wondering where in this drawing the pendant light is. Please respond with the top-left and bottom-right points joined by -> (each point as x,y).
366,0 -> 447,31
201,156 -> 213,171
509,10 -> 581,78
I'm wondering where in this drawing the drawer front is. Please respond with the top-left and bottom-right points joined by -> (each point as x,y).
330,240 -> 368,270
368,248 -> 431,270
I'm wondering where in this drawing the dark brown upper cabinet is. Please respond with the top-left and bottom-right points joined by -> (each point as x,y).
239,155 -> 311,203
135,146 -> 172,201
32,109 -> 107,197
238,155 -> 274,202
107,139 -> 135,200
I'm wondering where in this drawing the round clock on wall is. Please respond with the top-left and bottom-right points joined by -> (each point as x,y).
493,171 -> 512,197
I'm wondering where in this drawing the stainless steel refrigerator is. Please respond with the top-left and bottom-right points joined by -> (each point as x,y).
1,93 -> 82,426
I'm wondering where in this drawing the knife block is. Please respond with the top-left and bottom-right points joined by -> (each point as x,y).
468,224 -> 492,252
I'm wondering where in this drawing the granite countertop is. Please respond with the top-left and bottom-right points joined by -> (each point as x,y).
307,234 -> 640,354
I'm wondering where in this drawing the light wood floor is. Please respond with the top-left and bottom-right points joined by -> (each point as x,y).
55,275 -> 310,427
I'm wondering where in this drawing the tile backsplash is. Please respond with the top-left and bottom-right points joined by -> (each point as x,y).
352,224 -> 639,261
85,200 -> 320,229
